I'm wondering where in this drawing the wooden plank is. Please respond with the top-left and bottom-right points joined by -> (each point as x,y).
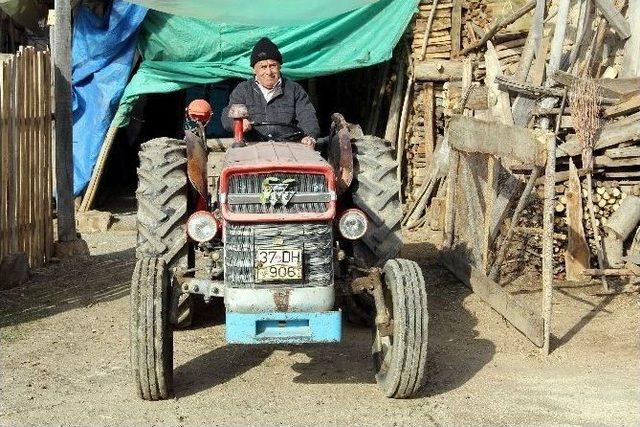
597,77 -> 640,95
384,55 -> 405,147
593,0 -> 631,39
594,155 -> 640,167
7,56 -> 17,254
604,146 -> 640,158
558,113 -> 640,156
53,0 -> 77,242
44,51 -> 54,260
485,41 -> 514,125
440,249 -> 544,347
0,61 -> 6,259
451,0 -> 462,57
603,93 -> 640,118
448,115 -> 547,166
443,151 -> 459,249
414,59 -> 463,81
564,160 -> 590,281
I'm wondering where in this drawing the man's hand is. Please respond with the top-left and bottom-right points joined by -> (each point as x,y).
242,119 -> 252,132
301,136 -> 316,148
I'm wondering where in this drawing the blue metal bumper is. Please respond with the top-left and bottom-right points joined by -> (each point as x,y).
225,310 -> 342,344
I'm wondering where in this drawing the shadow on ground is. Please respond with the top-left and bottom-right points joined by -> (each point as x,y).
174,240 -> 495,398
0,248 -> 135,328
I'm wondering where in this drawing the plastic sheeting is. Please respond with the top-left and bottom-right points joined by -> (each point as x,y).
114,0 -> 418,127
124,0 -> 378,26
72,1 -> 147,195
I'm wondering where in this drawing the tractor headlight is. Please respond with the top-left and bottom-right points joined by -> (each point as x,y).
338,209 -> 368,240
187,211 -> 219,242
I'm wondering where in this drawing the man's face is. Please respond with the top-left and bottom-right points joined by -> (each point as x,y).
253,59 -> 281,89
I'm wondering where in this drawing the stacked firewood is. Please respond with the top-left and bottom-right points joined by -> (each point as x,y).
411,2 -> 454,61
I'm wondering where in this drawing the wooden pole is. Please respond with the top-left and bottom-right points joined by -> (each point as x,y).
459,0 -> 536,56
542,133 -> 555,355
53,0 -> 76,242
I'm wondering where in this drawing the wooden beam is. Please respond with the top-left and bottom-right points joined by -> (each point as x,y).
564,160 -> 590,281
593,0 -> 631,39
440,249 -> 544,347
603,93 -> 640,118
448,115 -> 548,166
414,59 -> 464,81
451,0 -> 462,57
53,0 -> 76,242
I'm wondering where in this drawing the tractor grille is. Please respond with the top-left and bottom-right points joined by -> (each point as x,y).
224,222 -> 333,289
227,173 -> 330,214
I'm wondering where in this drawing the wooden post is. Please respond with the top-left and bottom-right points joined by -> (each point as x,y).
53,0 -> 77,242
542,133 -> 555,354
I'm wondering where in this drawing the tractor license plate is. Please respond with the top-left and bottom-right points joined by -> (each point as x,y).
255,248 -> 303,282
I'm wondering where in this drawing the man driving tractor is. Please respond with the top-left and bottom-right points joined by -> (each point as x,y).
221,37 -> 320,147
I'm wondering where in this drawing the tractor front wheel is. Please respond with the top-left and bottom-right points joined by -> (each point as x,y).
372,259 -> 428,399
130,257 -> 174,400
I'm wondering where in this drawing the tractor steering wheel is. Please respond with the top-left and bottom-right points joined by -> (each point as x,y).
251,121 -> 305,142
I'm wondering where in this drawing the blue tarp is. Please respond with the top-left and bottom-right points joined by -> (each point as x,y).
72,1 -> 147,196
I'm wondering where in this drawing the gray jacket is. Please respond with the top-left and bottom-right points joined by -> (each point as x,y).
221,77 -> 320,141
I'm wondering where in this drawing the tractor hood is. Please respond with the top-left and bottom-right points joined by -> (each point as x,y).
218,142 -> 336,223
221,141 -> 331,171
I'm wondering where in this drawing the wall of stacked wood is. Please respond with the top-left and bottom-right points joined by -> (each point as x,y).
403,0 -> 640,284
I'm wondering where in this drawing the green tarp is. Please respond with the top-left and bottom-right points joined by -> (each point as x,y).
124,0 -> 378,26
114,0 -> 419,127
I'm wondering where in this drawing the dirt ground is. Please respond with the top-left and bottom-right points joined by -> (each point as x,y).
1,212 -> 639,426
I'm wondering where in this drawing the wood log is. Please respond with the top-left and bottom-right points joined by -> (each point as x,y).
564,159 -> 590,281
414,59 -> 464,81
604,195 -> 640,240
448,115 -> 547,166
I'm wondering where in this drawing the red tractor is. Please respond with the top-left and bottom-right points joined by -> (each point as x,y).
130,100 -> 428,400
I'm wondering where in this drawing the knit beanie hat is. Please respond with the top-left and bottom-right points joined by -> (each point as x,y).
250,37 -> 283,67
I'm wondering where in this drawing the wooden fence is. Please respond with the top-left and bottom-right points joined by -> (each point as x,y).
0,47 -> 54,268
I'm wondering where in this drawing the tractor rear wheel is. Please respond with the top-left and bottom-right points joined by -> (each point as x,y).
350,136 -> 403,267
136,137 -> 193,328
130,257 -> 173,400
373,259 -> 428,399
346,136 -> 403,325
